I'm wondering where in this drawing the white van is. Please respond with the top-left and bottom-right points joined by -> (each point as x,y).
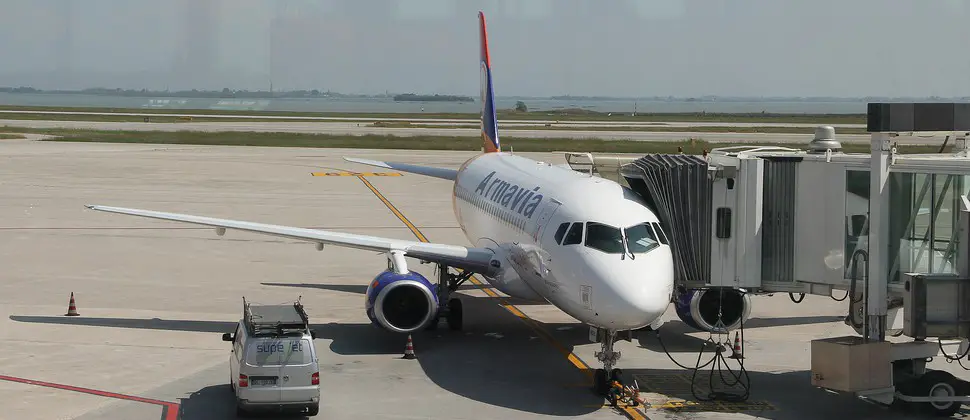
222,298 -> 321,417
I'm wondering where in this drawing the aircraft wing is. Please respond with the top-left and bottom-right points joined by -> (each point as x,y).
343,157 -> 458,181
84,205 -> 497,275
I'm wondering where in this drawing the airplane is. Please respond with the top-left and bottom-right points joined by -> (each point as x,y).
83,11 -> 675,394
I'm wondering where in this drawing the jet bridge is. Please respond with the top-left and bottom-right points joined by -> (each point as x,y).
559,103 -> 970,415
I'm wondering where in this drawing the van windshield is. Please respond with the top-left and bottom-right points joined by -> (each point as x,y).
246,338 -> 312,366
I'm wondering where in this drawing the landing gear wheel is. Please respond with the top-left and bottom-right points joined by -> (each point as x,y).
593,368 -> 609,396
446,298 -> 463,330
610,368 -> 623,383
915,370 -> 963,417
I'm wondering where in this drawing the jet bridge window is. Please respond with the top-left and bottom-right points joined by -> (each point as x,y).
562,222 -> 584,245
585,222 -> 624,254
716,207 -> 732,239
625,223 -> 660,253
554,222 -> 570,244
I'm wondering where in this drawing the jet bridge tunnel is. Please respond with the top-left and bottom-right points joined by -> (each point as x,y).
561,103 -> 970,415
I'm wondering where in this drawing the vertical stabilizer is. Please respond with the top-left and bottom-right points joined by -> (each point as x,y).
479,11 -> 500,153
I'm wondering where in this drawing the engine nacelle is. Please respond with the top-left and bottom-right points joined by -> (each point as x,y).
365,270 -> 439,333
673,287 -> 752,332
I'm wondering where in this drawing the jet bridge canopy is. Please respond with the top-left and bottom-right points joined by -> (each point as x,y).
619,154 -> 712,288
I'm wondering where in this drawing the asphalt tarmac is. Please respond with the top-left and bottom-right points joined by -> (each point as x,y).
0,137 -> 965,419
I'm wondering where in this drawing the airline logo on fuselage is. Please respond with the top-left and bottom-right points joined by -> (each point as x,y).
474,171 -> 543,218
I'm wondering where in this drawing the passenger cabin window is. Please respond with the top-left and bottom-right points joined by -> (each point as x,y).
562,222 -> 584,245
625,223 -> 660,253
585,222 -> 625,254
554,222 -> 570,244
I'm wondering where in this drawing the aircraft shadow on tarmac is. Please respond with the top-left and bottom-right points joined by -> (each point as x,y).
638,315 -> 848,354
9,291 -> 847,418
9,298 -> 607,417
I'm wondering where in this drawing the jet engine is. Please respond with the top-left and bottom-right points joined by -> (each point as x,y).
365,270 -> 439,333
673,287 -> 751,332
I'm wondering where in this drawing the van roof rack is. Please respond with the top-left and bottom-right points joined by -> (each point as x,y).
242,296 -> 310,337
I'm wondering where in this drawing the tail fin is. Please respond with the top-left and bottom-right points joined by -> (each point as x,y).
479,11 -> 500,153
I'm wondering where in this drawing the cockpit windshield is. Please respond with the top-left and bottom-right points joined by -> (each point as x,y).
624,223 -> 660,253
580,221 -> 661,255
584,222 -> 624,254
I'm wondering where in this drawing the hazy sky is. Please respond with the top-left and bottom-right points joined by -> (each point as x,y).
1,0 -> 969,97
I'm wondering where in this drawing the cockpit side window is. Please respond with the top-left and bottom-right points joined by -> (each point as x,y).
651,222 -> 669,245
562,222 -> 584,245
585,222 -> 624,254
626,223 -> 660,253
553,222 -> 570,244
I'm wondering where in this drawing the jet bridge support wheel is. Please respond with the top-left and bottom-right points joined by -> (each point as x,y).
914,370 -> 964,417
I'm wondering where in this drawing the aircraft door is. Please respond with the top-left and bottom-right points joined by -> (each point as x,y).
532,200 -> 562,241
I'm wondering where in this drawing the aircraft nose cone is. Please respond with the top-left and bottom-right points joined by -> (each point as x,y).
614,276 -> 672,329
589,251 -> 674,330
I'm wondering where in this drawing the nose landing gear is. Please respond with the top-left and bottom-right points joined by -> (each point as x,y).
592,328 -> 624,395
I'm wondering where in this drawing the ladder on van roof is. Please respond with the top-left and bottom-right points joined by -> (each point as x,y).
242,297 -> 310,337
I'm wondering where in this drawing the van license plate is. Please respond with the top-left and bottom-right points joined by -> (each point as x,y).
251,378 -> 277,386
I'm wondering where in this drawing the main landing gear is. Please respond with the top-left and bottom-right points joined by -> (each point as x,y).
426,264 -> 472,331
592,328 -> 624,396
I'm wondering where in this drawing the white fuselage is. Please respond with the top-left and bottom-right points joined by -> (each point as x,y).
449,152 -> 675,331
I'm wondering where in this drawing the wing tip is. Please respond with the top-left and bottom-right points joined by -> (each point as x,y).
343,157 -> 391,169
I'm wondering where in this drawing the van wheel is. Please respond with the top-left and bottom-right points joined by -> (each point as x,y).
235,400 -> 250,418
307,403 -> 319,416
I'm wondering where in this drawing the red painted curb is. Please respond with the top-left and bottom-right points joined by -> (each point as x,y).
0,374 -> 180,420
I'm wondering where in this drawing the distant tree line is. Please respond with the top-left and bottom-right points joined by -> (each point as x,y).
393,93 -> 475,102
0,86 -> 390,99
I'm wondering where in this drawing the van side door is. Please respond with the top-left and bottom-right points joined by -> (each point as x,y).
230,323 -> 243,385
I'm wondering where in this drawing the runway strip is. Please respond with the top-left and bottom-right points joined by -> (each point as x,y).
353,174 -> 649,419
0,110 -> 868,128
0,374 -> 178,420
0,118 -> 883,145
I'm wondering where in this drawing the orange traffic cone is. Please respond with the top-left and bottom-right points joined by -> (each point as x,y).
402,334 -> 415,359
729,332 -> 743,359
65,292 -> 80,316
